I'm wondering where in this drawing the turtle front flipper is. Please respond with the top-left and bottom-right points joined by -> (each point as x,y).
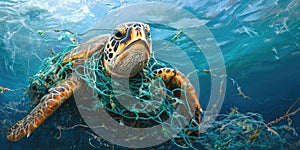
7,76 -> 80,142
153,68 -> 202,143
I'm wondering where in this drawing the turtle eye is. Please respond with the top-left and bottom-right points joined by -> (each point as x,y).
143,24 -> 151,37
146,31 -> 151,37
113,30 -> 125,40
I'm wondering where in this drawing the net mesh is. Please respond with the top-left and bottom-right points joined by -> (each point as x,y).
27,43 -> 201,147
19,43 -> 300,149
198,108 -> 299,149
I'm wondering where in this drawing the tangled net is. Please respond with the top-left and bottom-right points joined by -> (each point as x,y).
198,107 -> 299,149
27,43 -> 202,148
1,29 -> 299,149
23,42 -> 300,149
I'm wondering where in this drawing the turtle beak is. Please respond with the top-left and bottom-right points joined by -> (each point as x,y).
118,40 -> 150,63
110,39 -> 149,78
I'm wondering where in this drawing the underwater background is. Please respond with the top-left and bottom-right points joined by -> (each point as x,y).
0,0 -> 299,149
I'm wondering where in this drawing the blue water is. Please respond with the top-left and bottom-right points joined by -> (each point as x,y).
0,0 -> 300,149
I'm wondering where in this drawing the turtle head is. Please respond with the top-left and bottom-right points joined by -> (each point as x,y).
103,22 -> 152,78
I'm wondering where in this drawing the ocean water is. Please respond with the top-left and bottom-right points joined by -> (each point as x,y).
0,0 -> 299,149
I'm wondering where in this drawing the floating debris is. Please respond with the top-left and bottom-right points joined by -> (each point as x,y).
171,28 -> 183,41
237,86 -> 251,100
46,48 -> 56,56
0,85 -> 13,94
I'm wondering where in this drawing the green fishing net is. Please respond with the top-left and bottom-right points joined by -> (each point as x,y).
24,43 -> 299,149
27,43 -> 201,148
198,109 -> 299,149
28,46 -> 76,99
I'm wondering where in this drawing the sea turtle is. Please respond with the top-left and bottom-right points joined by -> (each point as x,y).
7,22 -> 202,144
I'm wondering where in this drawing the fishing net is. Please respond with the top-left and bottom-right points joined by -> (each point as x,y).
28,45 -> 76,100
0,25 -> 298,149
22,41 -> 300,149
198,108 -> 299,150
27,42 -> 201,148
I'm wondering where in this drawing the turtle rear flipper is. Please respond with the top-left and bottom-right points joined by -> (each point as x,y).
7,77 -> 80,142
